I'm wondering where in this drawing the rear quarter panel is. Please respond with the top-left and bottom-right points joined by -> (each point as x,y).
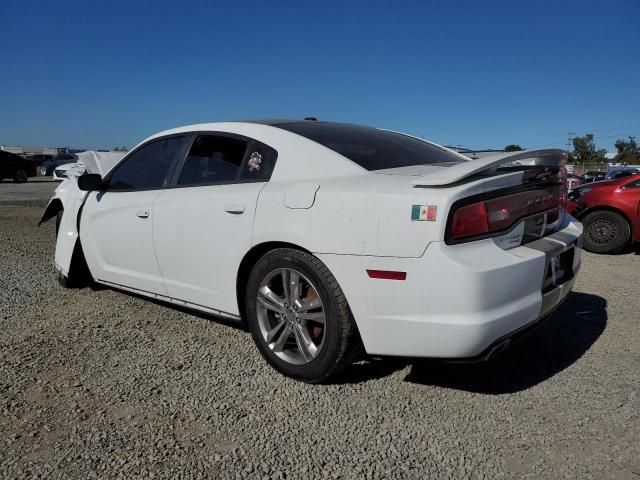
252,170 -> 527,257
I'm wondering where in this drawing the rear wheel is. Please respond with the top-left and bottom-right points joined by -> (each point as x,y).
13,170 -> 28,183
582,210 -> 630,254
245,248 -> 362,383
40,166 -> 49,176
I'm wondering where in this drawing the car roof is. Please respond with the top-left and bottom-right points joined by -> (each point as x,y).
592,172 -> 640,186
0,150 -> 29,161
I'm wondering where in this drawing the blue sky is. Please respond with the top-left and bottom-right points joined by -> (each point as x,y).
1,0 -> 638,151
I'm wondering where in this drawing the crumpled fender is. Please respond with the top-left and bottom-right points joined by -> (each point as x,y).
39,177 -> 88,276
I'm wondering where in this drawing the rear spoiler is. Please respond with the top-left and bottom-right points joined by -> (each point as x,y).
413,149 -> 567,187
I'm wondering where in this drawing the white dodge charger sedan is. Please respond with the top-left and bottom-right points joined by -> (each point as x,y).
41,120 -> 583,382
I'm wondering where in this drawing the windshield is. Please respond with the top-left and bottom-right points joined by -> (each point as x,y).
275,122 -> 465,171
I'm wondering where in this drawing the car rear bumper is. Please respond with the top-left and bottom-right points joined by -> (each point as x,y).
316,215 -> 583,359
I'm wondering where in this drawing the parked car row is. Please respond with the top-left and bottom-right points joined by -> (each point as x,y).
581,167 -> 639,184
39,153 -> 78,176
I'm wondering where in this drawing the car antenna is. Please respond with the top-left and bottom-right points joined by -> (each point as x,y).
304,117 -> 318,121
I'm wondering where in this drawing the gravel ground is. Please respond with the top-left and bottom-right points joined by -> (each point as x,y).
1,179 -> 639,479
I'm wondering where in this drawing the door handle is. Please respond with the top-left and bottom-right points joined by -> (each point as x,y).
135,209 -> 150,218
224,204 -> 245,214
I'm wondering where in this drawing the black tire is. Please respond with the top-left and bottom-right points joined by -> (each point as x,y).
582,210 -> 630,254
245,248 -> 362,383
13,169 -> 28,183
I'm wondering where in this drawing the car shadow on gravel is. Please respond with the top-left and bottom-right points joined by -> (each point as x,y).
402,292 -> 607,394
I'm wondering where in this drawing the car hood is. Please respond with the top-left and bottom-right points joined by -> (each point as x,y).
75,151 -> 126,176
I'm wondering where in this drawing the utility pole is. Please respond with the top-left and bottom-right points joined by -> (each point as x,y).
567,132 -> 577,172
567,132 -> 576,152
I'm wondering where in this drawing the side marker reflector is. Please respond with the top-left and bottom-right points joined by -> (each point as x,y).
366,270 -> 407,280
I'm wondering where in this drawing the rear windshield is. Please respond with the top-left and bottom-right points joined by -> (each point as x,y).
276,122 -> 465,171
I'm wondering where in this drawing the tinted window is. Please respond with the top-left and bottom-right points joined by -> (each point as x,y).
108,136 -> 185,190
179,135 -> 247,185
276,122 -> 465,171
178,135 -> 278,185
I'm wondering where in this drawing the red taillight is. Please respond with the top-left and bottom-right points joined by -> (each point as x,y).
450,202 -> 489,240
447,184 -> 566,243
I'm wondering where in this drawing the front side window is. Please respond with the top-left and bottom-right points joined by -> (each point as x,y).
623,176 -> 640,188
177,134 -> 278,186
108,136 -> 186,190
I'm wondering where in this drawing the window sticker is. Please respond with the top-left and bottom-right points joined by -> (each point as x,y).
248,151 -> 262,172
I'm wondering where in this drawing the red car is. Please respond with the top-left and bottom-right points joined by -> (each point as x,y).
568,173 -> 640,253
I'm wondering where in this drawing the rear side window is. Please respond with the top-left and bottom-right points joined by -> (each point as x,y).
179,135 -> 247,186
276,122 -> 465,171
178,134 -> 278,186
108,136 -> 186,190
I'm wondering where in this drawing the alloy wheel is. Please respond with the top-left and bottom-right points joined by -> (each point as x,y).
256,268 -> 326,365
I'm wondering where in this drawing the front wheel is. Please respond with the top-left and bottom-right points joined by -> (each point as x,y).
245,248 -> 362,383
582,210 -> 630,254
40,166 -> 49,176
13,169 -> 28,183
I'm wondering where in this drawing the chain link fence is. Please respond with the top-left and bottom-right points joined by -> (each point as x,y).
566,163 -> 609,175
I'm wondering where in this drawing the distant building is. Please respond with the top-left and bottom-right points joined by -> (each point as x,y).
1,145 -> 65,156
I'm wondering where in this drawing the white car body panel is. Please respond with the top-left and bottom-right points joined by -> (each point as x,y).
53,162 -> 85,181
80,190 -> 168,294
49,152 -> 125,181
317,217 -> 582,357
153,182 -> 265,315
42,121 -> 583,360
49,179 -> 87,275
77,151 -> 126,176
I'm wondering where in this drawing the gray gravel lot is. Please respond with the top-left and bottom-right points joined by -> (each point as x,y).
1,178 -> 639,479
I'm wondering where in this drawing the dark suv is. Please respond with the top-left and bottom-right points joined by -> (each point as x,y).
0,151 -> 38,183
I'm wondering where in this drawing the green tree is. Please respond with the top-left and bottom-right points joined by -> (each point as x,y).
569,134 -> 607,165
504,144 -> 524,152
614,136 -> 639,164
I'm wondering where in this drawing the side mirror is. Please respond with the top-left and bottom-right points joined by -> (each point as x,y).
77,173 -> 105,191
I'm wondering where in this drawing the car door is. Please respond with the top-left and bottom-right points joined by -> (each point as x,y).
80,135 -> 189,294
153,133 -> 278,315
622,176 -> 640,240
